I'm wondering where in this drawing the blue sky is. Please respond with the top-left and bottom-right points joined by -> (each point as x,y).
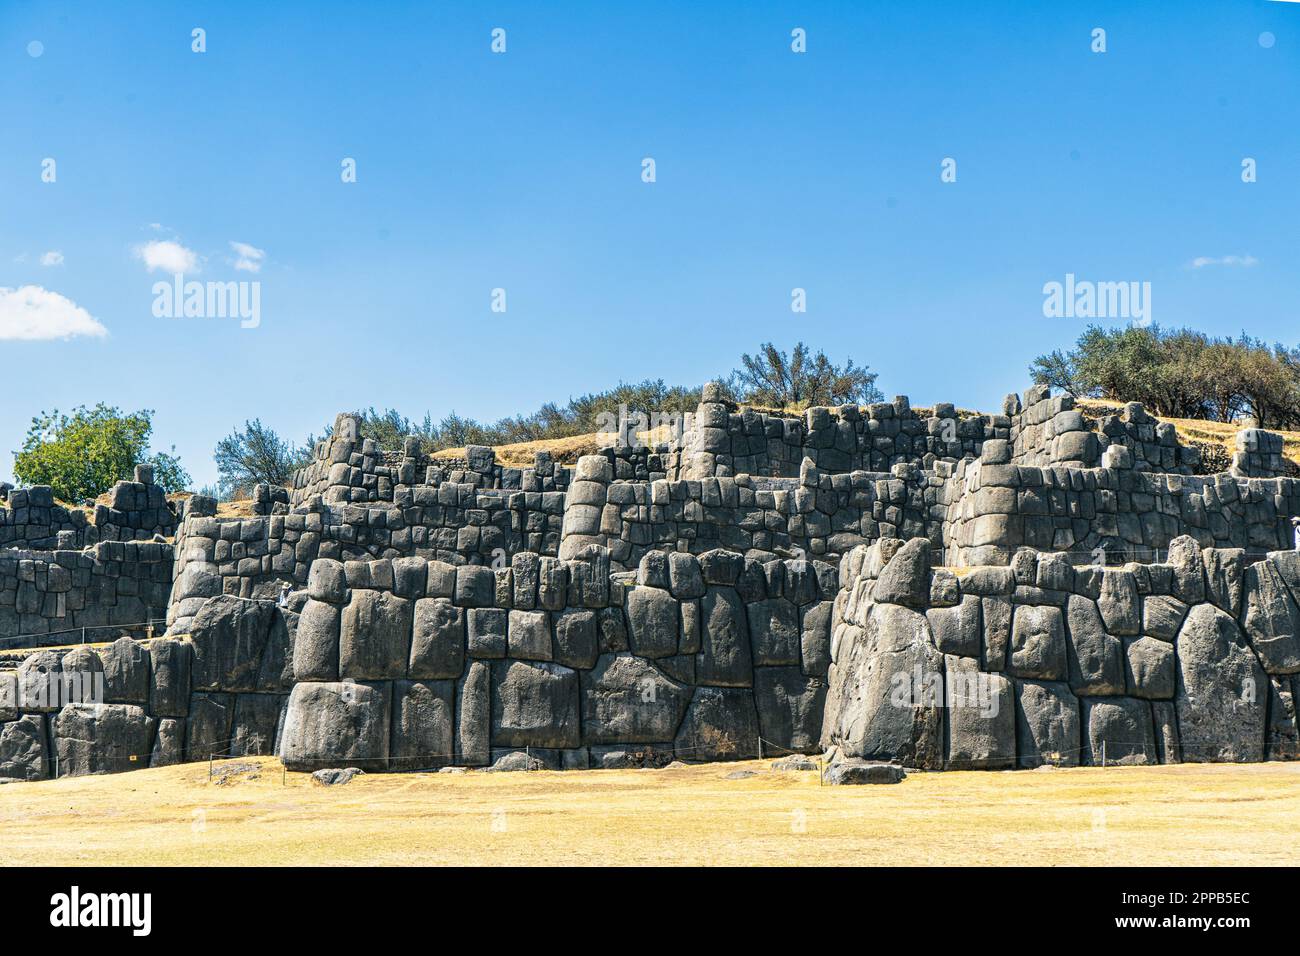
2,0 -> 1298,489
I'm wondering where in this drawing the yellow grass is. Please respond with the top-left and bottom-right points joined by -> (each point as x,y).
1079,398 -> 1300,469
0,757 -> 1295,866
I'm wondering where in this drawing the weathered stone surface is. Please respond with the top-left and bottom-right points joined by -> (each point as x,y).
149,638 -> 192,717
293,599 -> 340,681
1098,569 -> 1140,636
187,691 -> 235,760
17,650 -> 61,712
1202,548 -> 1244,618
675,686 -> 761,762
340,590 -> 411,680
1007,604 -> 1067,680
0,714 -> 48,781
822,602 -> 944,769
1065,595 -> 1124,695
391,679 -> 454,770
53,703 -> 154,776
871,538 -> 931,608
150,717 -> 184,768
581,654 -> 691,744
1265,676 -> 1300,761
100,637 -> 150,704
1175,604 -> 1267,763
747,597 -> 800,666
312,767 -> 363,785
944,655 -> 1014,769
456,661 -> 490,766
507,609 -> 551,661
467,607 -> 508,658
1167,535 -> 1206,605
825,759 -> 905,785
490,660 -> 580,749
410,598 -> 464,678
800,600 -> 833,677
454,565 -> 495,607
0,672 -> 16,722
668,552 -> 705,599
1014,680 -> 1079,768
307,558 -> 348,603
190,595 -> 277,692
1124,636 -> 1175,700
753,666 -> 826,754
1082,697 -> 1157,766
1142,595 -> 1188,642
279,681 -> 391,771
1152,700 -> 1180,764
553,609 -> 598,669
1241,559 -> 1300,675
696,586 -> 753,687
231,693 -> 282,757
981,596 -> 1011,671
926,595 -> 981,658
625,586 -> 679,659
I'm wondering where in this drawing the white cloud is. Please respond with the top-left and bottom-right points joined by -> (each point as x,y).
40,250 -> 64,266
135,239 -> 198,274
1189,254 -> 1258,269
229,240 -> 266,273
0,286 -> 108,341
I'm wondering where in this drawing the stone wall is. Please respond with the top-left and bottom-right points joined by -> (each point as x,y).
943,439 -> 1300,567
0,596 -> 293,781
822,536 -> 1297,768
277,546 -> 834,771
0,467 -> 176,551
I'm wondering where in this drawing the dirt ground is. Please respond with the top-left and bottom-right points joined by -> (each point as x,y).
0,757 -> 1295,866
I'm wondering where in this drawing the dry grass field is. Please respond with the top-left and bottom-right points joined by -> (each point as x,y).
0,757 -> 1296,866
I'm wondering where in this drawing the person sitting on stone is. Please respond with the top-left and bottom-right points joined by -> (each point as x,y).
1293,515 -> 1300,551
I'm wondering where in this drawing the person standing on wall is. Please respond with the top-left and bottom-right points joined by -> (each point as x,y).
1294,516 -> 1300,551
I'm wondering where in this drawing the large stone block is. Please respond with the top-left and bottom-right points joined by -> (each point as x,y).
747,597 -> 800,666
754,667 -> 826,754
150,717 -> 185,768
580,654 -> 691,745
800,600 -> 833,677
1124,636 -> 1175,700
410,598 -> 465,679
1175,604 -> 1267,762
391,679 -> 454,770
1007,604 -> 1067,680
625,586 -> 679,659
675,686 -> 761,762
53,703 -> 155,776
340,590 -> 411,680
0,714 -> 48,781
1014,679 -> 1079,768
149,638 -> 192,718
467,607 -> 508,659
871,538 -> 931,608
507,609 -> 552,661
100,637 -> 150,704
187,691 -> 235,760
1065,595 -> 1125,695
1082,697 -> 1157,766
190,595 -> 278,693
1242,558 -> 1300,675
279,680 -> 391,771
944,656 -> 1015,769
553,609 -> 598,669
926,595 -> 981,658
293,599 -> 340,681
490,660 -> 580,749
456,661 -> 490,766
696,586 -> 753,687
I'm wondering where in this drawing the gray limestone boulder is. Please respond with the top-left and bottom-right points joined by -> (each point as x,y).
52,703 -> 155,776
1014,679 -> 1080,768
1082,697 -> 1157,766
871,538 -> 932,608
1098,569 -> 1141,636
825,760 -> 905,785
279,680 -> 391,771
293,599 -> 340,681
675,686 -> 761,762
506,608 -> 552,661
1008,604 -> 1067,681
100,637 -> 150,704
1175,603 -> 1267,762
190,595 -> 278,693
456,661 -> 490,766
1241,559 -> 1300,675
696,586 -> 753,687
1065,595 -> 1125,695
926,595 -> 982,658
822,602 -> 944,769
747,597 -> 801,666
1142,595 -> 1189,642
187,691 -> 235,760
149,638 -> 192,717
340,590 -> 411,680
945,655 -> 1015,769
1124,636 -> 1175,700
580,654 -> 691,744
0,714 -> 49,781
553,609 -> 599,669
490,660 -> 580,749
410,598 -> 465,678
390,679 -> 454,770
753,666 -> 826,754
625,586 -> 679,659
150,717 -> 185,767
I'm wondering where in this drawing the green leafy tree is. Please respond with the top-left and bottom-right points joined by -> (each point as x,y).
730,342 -> 882,409
13,404 -> 191,501
214,419 -> 310,499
